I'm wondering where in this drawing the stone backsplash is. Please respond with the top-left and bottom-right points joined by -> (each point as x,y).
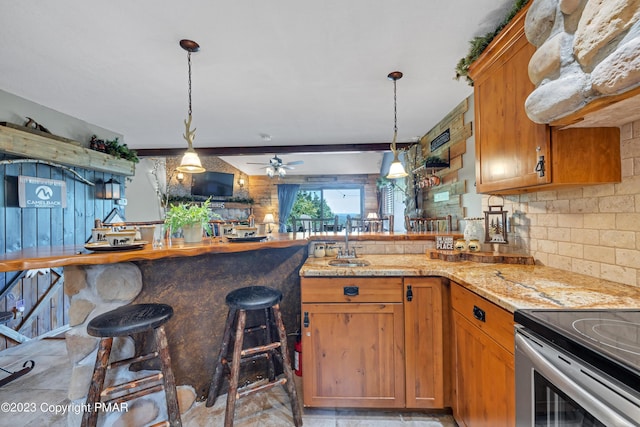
524,0 -> 640,123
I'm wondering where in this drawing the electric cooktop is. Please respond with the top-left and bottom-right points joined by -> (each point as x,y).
515,309 -> 640,392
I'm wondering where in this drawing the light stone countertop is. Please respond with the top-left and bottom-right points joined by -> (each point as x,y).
300,254 -> 640,313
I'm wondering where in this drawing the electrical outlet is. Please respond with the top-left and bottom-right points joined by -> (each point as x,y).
116,198 -> 128,206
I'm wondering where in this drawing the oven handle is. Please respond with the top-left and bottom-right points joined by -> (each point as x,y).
516,332 -> 633,427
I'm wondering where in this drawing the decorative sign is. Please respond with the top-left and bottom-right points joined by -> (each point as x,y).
434,191 -> 450,202
436,235 -> 454,250
430,128 -> 450,151
18,176 -> 66,208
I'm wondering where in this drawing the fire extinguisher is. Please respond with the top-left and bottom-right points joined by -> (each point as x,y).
294,332 -> 302,376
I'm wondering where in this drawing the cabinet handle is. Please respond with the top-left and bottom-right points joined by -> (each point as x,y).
473,305 -> 486,322
343,286 -> 359,297
406,285 -> 413,302
303,311 -> 309,328
535,155 -> 545,177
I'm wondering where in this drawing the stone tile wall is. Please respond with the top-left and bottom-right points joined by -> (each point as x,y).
499,120 -> 640,287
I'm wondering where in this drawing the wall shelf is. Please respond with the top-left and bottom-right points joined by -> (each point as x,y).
0,124 -> 135,176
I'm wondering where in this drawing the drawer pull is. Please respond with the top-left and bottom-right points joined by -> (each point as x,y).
343,286 -> 359,297
473,305 -> 486,322
303,311 -> 309,328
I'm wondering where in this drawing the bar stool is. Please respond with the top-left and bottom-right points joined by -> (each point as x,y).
206,286 -> 302,427
82,303 -> 181,427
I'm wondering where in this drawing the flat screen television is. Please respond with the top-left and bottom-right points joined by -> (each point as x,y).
191,171 -> 234,198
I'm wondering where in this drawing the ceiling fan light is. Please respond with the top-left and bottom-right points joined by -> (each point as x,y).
177,148 -> 205,173
266,167 -> 275,178
278,167 -> 286,178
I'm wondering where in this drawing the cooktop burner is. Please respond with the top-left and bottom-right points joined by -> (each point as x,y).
515,309 -> 640,392
572,317 -> 640,356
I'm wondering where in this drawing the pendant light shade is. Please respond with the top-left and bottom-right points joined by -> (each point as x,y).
386,71 -> 408,179
177,147 -> 204,173
176,39 -> 205,174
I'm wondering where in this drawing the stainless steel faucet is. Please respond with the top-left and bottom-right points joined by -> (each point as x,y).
338,215 -> 356,259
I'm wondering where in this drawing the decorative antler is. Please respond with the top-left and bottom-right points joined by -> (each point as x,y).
183,115 -> 196,148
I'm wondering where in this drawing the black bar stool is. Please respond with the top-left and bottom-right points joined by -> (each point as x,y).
82,303 -> 181,427
206,286 -> 302,427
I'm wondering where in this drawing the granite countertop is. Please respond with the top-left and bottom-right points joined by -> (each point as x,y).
300,254 -> 640,312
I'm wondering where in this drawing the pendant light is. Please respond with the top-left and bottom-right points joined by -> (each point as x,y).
386,71 -> 408,179
176,39 -> 205,174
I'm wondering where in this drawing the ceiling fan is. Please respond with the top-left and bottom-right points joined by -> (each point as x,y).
248,155 -> 304,178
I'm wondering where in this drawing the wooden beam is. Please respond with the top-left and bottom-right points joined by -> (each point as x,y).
0,124 -> 135,176
135,142 -> 413,157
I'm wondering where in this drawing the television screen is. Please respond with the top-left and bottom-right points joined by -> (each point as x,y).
191,171 -> 234,197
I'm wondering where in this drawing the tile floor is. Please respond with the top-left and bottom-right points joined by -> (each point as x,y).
0,338 -> 458,426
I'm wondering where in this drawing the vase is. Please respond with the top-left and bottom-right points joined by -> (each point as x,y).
182,223 -> 204,243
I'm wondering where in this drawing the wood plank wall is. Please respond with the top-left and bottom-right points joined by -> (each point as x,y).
405,98 -> 472,230
0,154 -> 119,349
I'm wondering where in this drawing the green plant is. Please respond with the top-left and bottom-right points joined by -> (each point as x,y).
164,198 -> 214,234
455,0 -> 529,85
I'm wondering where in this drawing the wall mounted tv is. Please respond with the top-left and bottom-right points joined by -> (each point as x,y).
191,171 -> 234,198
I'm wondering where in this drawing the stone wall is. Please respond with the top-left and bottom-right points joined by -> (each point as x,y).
524,0 -> 640,123
496,119 -> 640,287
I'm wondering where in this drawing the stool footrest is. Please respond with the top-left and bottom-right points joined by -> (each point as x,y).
149,421 -> 170,427
242,324 -> 267,335
101,372 -> 164,397
104,383 -> 165,406
238,352 -> 271,365
237,377 -> 286,400
240,341 -> 280,357
107,351 -> 159,370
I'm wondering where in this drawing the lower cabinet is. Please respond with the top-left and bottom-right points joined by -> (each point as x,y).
451,282 -> 515,427
300,276 -> 445,409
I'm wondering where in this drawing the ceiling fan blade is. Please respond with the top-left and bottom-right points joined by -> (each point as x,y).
281,165 -> 296,170
247,162 -> 270,165
286,160 -> 304,165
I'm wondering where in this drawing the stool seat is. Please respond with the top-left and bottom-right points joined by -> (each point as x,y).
87,303 -> 173,338
225,286 -> 282,310
0,311 -> 12,324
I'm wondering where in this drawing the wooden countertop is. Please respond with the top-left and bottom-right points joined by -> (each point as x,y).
0,234 -> 308,272
300,254 -> 640,312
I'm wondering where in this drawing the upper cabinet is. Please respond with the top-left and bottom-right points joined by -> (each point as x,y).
468,4 -> 620,195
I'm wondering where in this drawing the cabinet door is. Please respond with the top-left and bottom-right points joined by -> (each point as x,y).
453,310 -> 515,427
301,302 -> 405,408
403,277 -> 444,408
471,4 -> 550,194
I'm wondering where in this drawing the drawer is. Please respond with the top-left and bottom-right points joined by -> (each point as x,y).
451,282 -> 514,353
301,277 -> 403,303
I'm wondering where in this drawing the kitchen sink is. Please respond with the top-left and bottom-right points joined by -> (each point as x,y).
327,259 -> 370,267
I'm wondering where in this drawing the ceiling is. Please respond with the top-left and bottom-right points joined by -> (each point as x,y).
0,0 -> 513,175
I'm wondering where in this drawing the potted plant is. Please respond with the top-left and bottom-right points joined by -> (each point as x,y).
164,198 -> 213,243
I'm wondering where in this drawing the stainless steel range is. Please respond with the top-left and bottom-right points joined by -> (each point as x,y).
514,309 -> 640,426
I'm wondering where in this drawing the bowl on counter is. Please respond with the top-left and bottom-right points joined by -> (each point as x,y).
105,230 -> 137,247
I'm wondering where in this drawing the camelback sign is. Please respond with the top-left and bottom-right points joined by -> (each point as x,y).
18,175 -> 67,208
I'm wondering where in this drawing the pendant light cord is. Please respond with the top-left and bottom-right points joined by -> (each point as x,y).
393,78 -> 398,138
187,51 -> 193,117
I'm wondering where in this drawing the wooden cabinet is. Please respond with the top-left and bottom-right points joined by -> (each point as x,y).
301,277 -> 406,408
403,277 -> 445,408
468,4 -> 620,194
451,282 -> 515,427
300,276 -> 445,409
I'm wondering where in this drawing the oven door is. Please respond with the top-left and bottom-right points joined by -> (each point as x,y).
515,327 -> 640,427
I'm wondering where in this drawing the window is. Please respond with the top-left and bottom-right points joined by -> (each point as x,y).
289,186 -> 363,231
